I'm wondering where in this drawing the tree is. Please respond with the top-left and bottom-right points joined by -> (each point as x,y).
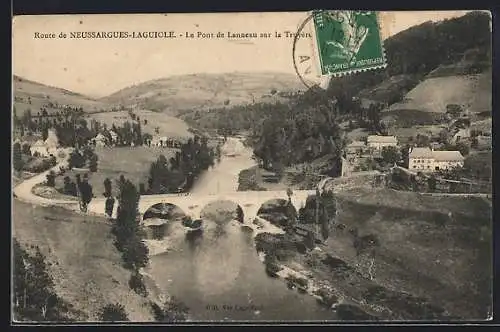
88,153 -> 98,172
103,178 -> 112,197
79,180 -> 93,212
139,183 -> 146,195
63,176 -> 77,196
381,146 -> 400,165
99,303 -> 129,322
13,142 -> 24,171
113,178 -> 140,249
105,197 -> 115,218
68,150 -> 85,169
46,171 -> 56,187
22,143 -> 30,155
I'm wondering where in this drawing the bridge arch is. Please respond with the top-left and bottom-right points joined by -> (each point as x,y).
142,202 -> 188,240
257,198 -> 298,227
199,199 -> 246,225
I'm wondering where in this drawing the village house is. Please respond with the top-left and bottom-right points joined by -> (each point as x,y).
408,147 -> 465,173
30,139 -> 50,157
366,135 -> 398,151
450,128 -> 471,144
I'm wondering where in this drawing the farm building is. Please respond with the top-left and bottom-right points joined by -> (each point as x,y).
409,147 -> 464,173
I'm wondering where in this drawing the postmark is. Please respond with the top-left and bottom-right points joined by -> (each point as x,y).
311,10 -> 387,76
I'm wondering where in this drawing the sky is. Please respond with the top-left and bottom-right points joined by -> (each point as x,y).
13,11 -> 474,97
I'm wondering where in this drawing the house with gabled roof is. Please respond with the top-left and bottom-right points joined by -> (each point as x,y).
409,147 -> 464,173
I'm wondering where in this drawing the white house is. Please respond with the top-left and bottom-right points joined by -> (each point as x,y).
409,147 -> 464,172
45,128 -> 59,156
366,135 -> 398,151
30,139 -> 50,157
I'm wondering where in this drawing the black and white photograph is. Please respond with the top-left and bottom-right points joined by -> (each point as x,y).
11,10 -> 492,323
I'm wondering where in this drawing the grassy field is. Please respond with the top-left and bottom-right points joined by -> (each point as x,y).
12,199 -> 155,321
386,71 -> 491,114
327,188 -> 492,319
87,109 -> 193,138
55,146 -> 176,198
386,124 -> 446,141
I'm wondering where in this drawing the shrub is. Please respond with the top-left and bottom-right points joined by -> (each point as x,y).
99,303 -> 129,322
150,297 -> 189,322
128,271 -> 148,297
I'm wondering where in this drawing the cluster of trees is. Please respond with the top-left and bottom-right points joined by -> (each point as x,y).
104,122 -> 143,147
146,135 -> 215,194
298,190 -> 337,241
252,88 -> 346,177
13,239 -> 73,321
68,146 -> 99,172
54,173 -> 93,211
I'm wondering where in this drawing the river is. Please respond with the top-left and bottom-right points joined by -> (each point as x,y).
144,137 -> 335,321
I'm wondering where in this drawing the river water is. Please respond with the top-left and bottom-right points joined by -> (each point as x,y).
145,137 -> 335,321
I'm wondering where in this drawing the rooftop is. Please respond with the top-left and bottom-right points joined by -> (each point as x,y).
32,139 -> 47,147
409,147 -> 433,158
432,150 -> 464,162
367,135 -> 398,144
346,140 -> 366,148
409,147 -> 464,161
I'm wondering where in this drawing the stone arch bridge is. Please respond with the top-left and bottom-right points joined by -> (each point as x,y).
87,190 -> 317,224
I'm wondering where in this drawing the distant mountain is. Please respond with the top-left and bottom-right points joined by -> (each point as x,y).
100,72 -> 306,115
13,75 -> 110,115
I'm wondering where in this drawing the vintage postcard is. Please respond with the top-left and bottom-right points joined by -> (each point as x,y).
12,10 -> 492,323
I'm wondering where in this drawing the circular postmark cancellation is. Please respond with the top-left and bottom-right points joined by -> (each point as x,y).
292,10 -> 388,88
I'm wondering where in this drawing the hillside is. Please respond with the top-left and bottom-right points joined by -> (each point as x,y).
13,200 -> 156,321
330,188 -> 491,319
328,11 -> 491,114
100,72 -> 306,115
385,70 -> 491,114
13,75 -> 111,115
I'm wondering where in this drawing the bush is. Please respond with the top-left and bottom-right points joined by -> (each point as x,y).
99,303 -> 129,322
128,271 -> 148,297
150,297 -> 189,322
121,235 -> 149,270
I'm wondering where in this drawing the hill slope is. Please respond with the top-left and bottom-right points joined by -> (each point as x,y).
387,69 -> 491,114
13,75 -> 111,115
100,72 -> 305,115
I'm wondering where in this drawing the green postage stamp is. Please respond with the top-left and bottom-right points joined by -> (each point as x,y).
312,10 -> 387,76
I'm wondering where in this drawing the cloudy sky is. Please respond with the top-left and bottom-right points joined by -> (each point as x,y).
13,11 -> 474,97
